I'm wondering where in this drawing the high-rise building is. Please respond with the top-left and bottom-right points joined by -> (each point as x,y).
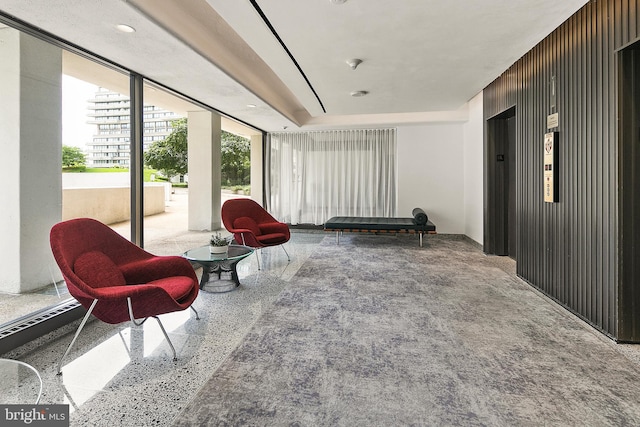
85,87 -> 180,167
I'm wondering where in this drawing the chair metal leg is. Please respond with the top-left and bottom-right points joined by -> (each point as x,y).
280,244 -> 290,261
190,305 -> 200,320
57,299 -> 98,375
127,297 -> 148,327
153,316 -> 177,361
127,297 -> 178,361
240,232 -> 261,270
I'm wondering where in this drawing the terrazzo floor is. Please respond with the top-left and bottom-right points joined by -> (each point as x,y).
1,230 -> 324,426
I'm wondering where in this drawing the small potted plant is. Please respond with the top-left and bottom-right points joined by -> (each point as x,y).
209,232 -> 229,255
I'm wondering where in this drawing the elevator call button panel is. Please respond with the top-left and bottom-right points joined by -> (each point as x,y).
544,132 -> 558,203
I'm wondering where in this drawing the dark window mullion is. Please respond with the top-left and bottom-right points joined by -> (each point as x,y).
130,74 -> 144,247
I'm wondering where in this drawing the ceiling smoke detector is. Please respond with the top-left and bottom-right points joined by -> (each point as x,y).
346,58 -> 362,70
350,91 -> 368,97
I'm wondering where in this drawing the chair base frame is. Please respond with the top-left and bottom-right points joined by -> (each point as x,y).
240,233 -> 290,270
57,299 -> 200,375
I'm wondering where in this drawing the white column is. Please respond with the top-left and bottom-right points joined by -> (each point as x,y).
187,110 -> 222,230
0,28 -> 63,293
250,134 -> 264,205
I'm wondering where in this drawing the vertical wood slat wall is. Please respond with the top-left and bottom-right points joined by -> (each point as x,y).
484,0 -> 640,340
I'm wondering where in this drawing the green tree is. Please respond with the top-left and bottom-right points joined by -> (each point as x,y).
62,145 -> 86,169
221,131 -> 250,186
144,118 -> 188,179
143,119 -> 250,185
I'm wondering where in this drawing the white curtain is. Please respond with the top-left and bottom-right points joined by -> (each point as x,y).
266,129 -> 397,225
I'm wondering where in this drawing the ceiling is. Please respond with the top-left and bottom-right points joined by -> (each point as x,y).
0,0 -> 588,133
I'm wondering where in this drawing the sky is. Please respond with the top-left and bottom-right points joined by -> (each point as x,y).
62,75 -> 98,149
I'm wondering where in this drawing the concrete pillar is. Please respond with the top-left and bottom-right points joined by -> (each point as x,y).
250,134 -> 264,205
187,110 -> 222,230
0,28 -> 63,293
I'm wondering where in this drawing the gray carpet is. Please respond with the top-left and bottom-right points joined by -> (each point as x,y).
174,235 -> 640,426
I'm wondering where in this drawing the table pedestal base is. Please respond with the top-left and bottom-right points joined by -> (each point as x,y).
199,260 -> 242,292
183,245 -> 253,293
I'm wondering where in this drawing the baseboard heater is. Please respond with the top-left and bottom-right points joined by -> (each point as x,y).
0,299 -> 85,355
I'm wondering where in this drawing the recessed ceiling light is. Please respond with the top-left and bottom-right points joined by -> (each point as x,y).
247,104 -> 257,108
350,91 -> 368,97
115,24 -> 136,33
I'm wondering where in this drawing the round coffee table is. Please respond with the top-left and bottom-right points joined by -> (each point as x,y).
0,358 -> 43,404
183,244 -> 254,292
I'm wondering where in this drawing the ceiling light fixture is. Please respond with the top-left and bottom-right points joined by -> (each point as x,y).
115,24 -> 136,33
350,91 -> 368,97
346,58 -> 362,70
247,104 -> 257,108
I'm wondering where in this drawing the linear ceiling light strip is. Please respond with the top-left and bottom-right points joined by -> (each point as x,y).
249,0 -> 326,114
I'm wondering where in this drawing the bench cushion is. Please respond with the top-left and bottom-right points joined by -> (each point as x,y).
324,216 -> 436,232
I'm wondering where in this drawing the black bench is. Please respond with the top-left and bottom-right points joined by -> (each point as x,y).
324,208 -> 436,247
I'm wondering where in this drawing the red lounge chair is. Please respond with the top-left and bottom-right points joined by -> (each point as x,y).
50,218 -> 199,373
221,199 -> 290,269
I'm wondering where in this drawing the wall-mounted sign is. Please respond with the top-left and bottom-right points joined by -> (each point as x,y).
547,113 -> 559,129
544,132 -> 558,203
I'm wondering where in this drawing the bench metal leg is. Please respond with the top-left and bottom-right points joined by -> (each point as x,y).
420,232 -> 423,247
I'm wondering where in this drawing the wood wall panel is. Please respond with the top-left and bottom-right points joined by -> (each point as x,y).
484,0 -> 640,340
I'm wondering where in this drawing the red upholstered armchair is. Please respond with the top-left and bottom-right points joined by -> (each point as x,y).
221,198 -> 290,269
50,218 -> 199,374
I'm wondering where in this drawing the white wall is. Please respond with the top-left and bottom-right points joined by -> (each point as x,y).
0,28 -> 22,293
0,30 -> 63,293
462,92 -> 484,245
397,124 -> 465,234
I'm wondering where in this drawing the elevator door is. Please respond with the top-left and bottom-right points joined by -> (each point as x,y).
619,43 -> 640,340
485,108 -> 517,258
506,116 -> 517,259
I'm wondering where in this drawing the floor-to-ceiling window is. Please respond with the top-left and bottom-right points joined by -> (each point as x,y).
0,18 -> 263,354
0,28 -> 133,330
62,51 -> 132,241
141,82 -> 196,256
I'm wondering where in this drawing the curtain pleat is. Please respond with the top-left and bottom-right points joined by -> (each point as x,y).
266,129 -> 397,225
